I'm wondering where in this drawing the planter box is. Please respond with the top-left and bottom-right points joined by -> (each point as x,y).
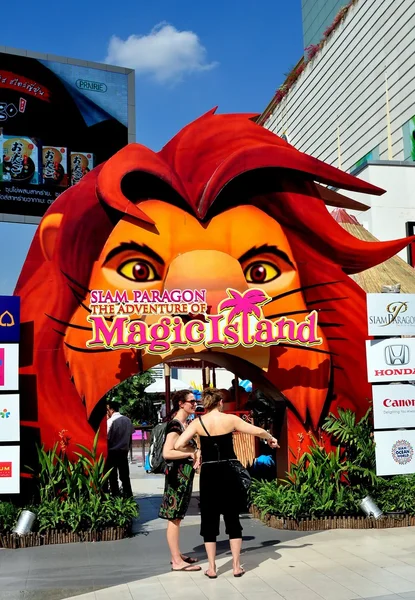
250,505 -> 415,530
0,526 -> 130,549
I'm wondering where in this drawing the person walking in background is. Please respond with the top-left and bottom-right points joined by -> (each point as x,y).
106,402 -> 135,498
174,388 -> 279,579
159,390 -> 202,573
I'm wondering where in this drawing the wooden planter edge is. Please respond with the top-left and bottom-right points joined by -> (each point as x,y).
249,505 -> 415,530
0,525 -> 131,549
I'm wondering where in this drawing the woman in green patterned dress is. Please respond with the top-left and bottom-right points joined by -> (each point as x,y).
159,390 -> 201,572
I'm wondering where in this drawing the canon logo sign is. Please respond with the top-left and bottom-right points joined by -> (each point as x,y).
383,398 -> 415,407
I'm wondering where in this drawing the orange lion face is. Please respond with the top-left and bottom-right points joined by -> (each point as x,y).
64,200 -> 329,426
16,110 -> 413,467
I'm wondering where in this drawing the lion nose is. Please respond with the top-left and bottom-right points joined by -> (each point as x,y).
164,250 -> 249,312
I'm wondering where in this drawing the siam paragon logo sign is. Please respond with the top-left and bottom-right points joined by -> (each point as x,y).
86,288 -> 322,354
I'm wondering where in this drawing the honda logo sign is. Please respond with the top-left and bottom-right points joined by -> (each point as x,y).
385,345 -> 410,366
366,339 -> 415,382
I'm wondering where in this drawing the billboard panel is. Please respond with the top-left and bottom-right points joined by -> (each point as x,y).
366,338 -> 415,383
0,445 -> 20,494
367,293 -> 415,336
375,429 -> 415,476
0,49 -> 134,220
373,384 -> 415,430
0,343 -> 19,391
0,394 -> 20,442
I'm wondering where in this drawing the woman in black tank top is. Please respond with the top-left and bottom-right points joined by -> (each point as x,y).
175,388 -> 279,579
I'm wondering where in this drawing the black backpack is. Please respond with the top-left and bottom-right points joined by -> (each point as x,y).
147,423 -> 168,474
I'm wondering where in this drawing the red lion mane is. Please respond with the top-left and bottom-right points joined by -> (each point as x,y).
15,109 -> 413,468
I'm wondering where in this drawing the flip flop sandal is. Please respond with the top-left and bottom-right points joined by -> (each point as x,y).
234,569 -> 245,578
170,556 -> 199,565
171,565 -> 202,572
205,571 -> 217,579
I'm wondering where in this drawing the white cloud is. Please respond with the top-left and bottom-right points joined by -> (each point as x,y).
105,22 -> 218,84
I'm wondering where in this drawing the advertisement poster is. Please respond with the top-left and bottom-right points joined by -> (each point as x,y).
366,338 -> 415,382
373,384 -> 415,429
375,429 -> 415,476
0,394 -> 20,442
367,293 -> 415,337
0,50 -> 132,217
403,115 -> 415,162
0,295 -> 20,342
0,343 -> 19,391
0,445 -> 20,494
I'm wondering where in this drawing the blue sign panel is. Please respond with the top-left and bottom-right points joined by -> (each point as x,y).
0,296 -> 20,342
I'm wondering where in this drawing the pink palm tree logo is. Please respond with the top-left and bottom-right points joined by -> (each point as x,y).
219,288 -> 270,323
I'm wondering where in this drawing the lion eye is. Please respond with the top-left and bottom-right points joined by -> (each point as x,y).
117,260 -> 160,282
244,262 -> 281,284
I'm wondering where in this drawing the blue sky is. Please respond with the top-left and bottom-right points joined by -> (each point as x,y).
0,0 -> 303,295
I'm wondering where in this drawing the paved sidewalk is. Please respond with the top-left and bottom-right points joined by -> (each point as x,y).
3,462 -> 415,600
0,463 -> 304,599
62,526 -> 415,600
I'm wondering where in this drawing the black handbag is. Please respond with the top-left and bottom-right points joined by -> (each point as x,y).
229,459 -> 252,510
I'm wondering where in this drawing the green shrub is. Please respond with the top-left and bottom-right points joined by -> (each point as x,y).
0,431 -> 139,536
0,502 -> 20,534
30,429 -> 111,503
252,408 -> 415,520
373,475 -> 415,514
35,495 -> 138,533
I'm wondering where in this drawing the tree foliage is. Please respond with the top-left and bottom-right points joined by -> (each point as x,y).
104,370 -> 158,425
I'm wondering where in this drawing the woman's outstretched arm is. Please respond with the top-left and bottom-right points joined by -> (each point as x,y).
231,415 -> 280,448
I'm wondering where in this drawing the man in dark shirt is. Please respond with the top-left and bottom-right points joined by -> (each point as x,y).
106,402 -> 135,498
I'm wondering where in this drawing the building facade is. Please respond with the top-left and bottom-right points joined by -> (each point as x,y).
262,0 -> 415,248
302,0 -> 349,49
337,162 -> 415,260
264,0 -> 415,175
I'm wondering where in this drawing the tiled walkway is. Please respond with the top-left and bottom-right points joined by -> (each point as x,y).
3,463 -> 415,600
61,526 -> 415,600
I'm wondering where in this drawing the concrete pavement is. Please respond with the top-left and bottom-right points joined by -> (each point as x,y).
3,462 -> 415,600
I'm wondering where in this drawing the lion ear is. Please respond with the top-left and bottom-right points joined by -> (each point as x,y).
39,213 -> 64,260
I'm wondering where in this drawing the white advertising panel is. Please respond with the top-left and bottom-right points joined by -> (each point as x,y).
375,429 -> 415,476
373,385 -> 415,429
0,394 -> 20,441
0,344 -> 19,391
0,445 -> 20,494
367,293 -> 415,336
366,339 -> 415,382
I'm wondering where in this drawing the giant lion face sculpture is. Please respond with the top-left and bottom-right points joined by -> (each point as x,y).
15,109 -> 413,467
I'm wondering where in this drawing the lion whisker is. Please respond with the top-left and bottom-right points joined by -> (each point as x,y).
271,281 -> 342,303
267,308 -> 335,319
46,313 -> 92,332
53,329 -> 66,337
61,270 -> 91,294
307,296 -> 349,306
278,343 -> 336,356
64,342 -> 113,354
